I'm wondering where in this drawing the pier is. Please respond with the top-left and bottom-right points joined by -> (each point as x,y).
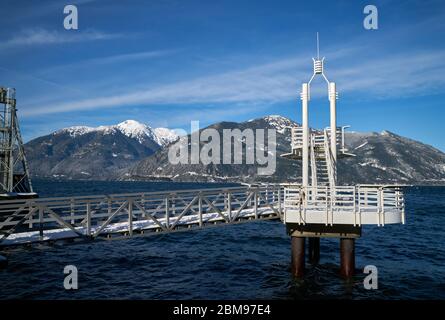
280,35 -> 405,277
0,36 -> 406,278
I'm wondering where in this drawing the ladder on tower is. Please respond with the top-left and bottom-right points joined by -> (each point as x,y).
309,129 -> 336,188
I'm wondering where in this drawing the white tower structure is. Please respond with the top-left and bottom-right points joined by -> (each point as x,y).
282,34 -> 405,278
283,33 -> 353,188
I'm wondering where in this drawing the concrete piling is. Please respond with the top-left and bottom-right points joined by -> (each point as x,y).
291,236 -> 305,277
340,238 -> 355,278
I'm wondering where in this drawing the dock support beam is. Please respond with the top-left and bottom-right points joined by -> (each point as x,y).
308,237 -> 320,264
291,236 -> 305,277
340,238 -> 355,278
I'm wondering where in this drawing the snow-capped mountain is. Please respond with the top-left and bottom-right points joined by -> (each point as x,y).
251,115 -> 296,134
24,115 -> 445,184
128,116 -> 445,184
56,126 -> 95,137
56,120 -> 179,147
25,120 -> 179,180
153,127 -> 180,146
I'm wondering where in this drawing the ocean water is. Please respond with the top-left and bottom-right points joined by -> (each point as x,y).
0,180 -> 444,300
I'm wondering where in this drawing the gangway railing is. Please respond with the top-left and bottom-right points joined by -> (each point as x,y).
0,185 -> 284,247
284,184 -> 405,226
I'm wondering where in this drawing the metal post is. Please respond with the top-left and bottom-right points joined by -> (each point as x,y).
141,194 -> 146,218
70,198 -> 75,225
301,83 -> 309,188
165,196 -> 170,229
254,189 -> 258,219
380,187 -> 385,226
291,236 -> 305,277
353,187 -> 357,226
308,237 -> 320,264
28,203 -> 33,228
227,192 -> 232,221
128,200 -> 133,236
329,82 -> 337,164
86,202 -> 91,237
39,206 -> 44,240
7,93 -> 15,192
198,193 -> 203,227
340,238 -> 355,278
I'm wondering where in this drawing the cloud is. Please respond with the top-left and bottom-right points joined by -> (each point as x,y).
88,49 -> 178,65
20,46 -> 445,117
0,28 -> 122,49
38,49 -> 179,77
336,50 -> 445,98
20,57 -> 303,116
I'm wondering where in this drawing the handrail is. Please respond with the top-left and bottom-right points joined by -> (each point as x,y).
0,184 -> 286,246
323,129 -> 336,187
291,126 -> 349,153
283,185 -> 405,226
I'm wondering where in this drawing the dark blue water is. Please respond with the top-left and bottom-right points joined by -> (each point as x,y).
1,181 -> 444,299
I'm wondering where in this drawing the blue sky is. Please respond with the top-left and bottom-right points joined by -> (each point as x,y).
0,0 -> 444,151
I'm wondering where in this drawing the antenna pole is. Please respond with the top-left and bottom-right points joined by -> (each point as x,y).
316,32 -> 320,60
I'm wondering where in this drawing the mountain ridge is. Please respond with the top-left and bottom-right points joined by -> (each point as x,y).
23,116 -> 445,185
25,120 -> 179,180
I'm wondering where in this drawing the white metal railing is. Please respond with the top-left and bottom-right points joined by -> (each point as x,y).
291,127 -> 304,148
291,126 -> 349,152
284,184 -> 405,226
0,185 -> 285,246
310,134 -> 318,187
323,129 -> 336,187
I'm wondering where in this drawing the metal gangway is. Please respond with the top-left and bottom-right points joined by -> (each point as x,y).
0,182 -> 406,248
0,184 -> 284,247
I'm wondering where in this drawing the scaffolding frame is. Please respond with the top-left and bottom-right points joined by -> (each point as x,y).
0,87 -> 33,194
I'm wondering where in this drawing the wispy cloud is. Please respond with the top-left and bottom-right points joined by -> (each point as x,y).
21,57 -> 302,116
21,46 -> 445,117
89,49 -> 178,65
0,28 -> 122,49
38,49 -> 179,77
335,50 -> 445,98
